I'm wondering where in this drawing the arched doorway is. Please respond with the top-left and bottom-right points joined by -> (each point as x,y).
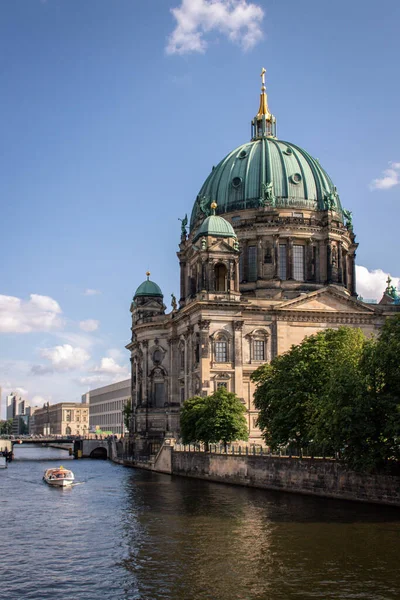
215,263 -> 227,291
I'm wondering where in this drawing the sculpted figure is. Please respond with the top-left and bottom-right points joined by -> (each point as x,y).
178,214 -> 188,238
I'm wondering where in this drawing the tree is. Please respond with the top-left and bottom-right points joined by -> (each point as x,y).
251,327 -> 368,455
180,388 -> 249,448
122,398 -> 133,433
0,419 -> 13,435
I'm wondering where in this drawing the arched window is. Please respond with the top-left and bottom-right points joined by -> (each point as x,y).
212,332 -> 231,363
215,263 -> 227,292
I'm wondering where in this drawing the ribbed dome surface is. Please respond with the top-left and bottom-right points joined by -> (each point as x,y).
190,138 -> 343,230
193,214 -> 237,243
134,279 -> 163,298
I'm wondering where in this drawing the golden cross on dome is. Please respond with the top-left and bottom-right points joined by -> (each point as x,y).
260,67 -> 266,87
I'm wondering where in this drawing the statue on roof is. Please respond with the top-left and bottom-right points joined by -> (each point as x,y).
261,181 -> 276,207
171,293 -> 177,311
343,208 -> 353,230
199,195 -> 211,217
385,275 -> 399,300
178,214 -> 188,238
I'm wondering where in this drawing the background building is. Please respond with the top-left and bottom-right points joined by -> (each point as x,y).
31,402 -> 89,436
83,379 -> 130,436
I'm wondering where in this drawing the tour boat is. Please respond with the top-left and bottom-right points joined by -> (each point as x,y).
43,466 -> 75,487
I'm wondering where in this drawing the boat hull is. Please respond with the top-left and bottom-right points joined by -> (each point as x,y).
43,467 -> 75,487
44,476 -> 74,487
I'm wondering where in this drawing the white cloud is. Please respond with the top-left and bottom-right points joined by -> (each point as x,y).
79,319 -> 99,332
75,374 -> 113,387
166,0 -> 264,55
356,265 -> 399,301
370,161 -> 400,190
30,395 -> 47,406
83,288 -> 101,296
107,348 -> 124,361
93,357 -> 128,376
0,294 -> 63,333
33,344 -> 90,374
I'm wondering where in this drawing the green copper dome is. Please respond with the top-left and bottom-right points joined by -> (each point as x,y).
190,138 -> 343,231
134,278 -> 163,298
193,213 -> 237,243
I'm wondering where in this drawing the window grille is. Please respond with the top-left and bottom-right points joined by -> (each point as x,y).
248,246 -> 257,282
293,245 -> 305,281
279,245 -> 287,280
253,340 -> 265,361
239,251 -> 244,281
217,382 -> 227,390
215,341 -> 228,363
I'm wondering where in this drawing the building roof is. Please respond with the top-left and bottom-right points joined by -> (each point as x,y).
190,70 -> 345,231
193,210 -> 237,243
190,138 -> 343,230
134,277 -> 163,298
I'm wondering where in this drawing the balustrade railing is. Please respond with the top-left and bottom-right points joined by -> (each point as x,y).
173,443 -> 335,460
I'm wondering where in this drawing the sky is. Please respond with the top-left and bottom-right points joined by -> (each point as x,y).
0,0 -> 399,416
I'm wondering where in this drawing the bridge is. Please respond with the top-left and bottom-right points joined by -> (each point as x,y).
10,437 -> 75,445
1,437 -> 112,460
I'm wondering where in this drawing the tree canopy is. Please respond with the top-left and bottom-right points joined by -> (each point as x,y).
0,419 -> 13,435
180,388 -> 249,447
122,398 -> 133,433
251,319 -> 400,472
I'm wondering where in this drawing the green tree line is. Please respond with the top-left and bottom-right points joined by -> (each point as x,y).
251,316 -> 400,472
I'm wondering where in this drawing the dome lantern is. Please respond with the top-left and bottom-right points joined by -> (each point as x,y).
251,68 -> 277,140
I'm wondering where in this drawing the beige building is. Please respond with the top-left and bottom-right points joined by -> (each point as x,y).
84,379 -> 130,435
32,402 -> 89,436
126,72 -> 400,456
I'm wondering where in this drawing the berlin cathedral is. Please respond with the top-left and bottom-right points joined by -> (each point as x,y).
126,70 -> 400,455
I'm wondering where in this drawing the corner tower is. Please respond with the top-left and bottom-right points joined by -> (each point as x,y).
178,203 -> 241,308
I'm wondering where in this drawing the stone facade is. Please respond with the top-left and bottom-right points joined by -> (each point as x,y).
31,402 -> 89,436
126,76 -> 400,457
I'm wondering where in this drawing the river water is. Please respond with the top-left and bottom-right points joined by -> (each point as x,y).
1,446 -> 400,600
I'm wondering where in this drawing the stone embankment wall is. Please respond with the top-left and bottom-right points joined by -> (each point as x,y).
153,449 -> 400,506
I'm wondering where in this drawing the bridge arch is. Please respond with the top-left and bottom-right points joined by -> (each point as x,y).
89,446 -> 108,459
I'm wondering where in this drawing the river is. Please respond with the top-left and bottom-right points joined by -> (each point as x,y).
1,446 -> 399,600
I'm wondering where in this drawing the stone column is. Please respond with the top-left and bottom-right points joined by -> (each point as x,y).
327,241 -> 333,284
257,237 -> 263,280
351,252 -> 357,296
233,321 -> 244,399
141,341 -> 149,434
234,258 -> 240,292
273,234 -> 279,279
186,325 -> 194,397
305,239 -> 313,281
337,243 -> 343,284
287,237 -> 293,280
242,240 -> 248,282
342,251 -> 348,288
199,319 -> 211,396
179,261 -> 186,305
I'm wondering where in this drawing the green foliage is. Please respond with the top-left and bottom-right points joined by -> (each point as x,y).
122,398 -> 133,433
0,419 -> 13,435
252,324 -> 400,472
180,388 -> 249,447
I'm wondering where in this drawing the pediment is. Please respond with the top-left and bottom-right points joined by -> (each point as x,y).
276,288 -> 376,314
139,300 -> 164,310
208,239 -> 236,253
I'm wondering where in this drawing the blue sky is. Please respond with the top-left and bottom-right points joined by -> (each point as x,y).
1,0 -> 399,416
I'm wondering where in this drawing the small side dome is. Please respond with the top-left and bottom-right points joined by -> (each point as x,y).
193,203 -> 237,243
134,273 -> 163,299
